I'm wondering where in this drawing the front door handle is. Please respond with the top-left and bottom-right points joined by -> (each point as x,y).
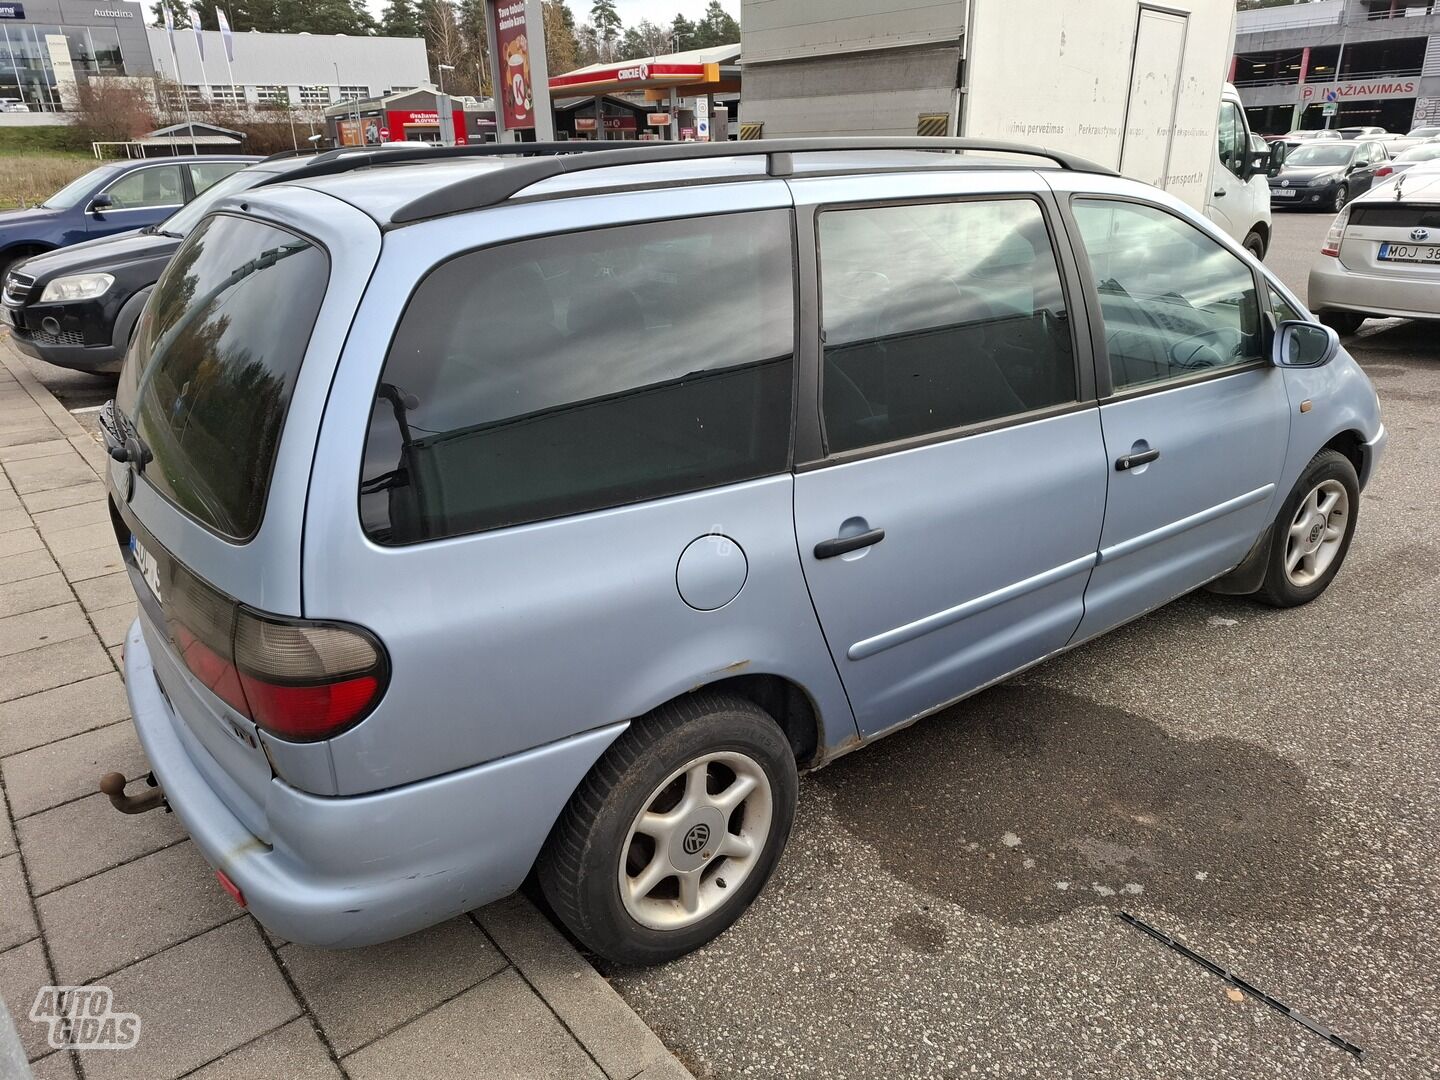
814,528 -> 885,559
1116,448 -> 1160,471
1212,189 -> 1226,198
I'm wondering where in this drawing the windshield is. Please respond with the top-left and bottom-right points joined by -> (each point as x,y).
1408,127 -> 1440,138
1285,144 -> 1354,167
1399,144 -> 1440,162
115,213 -> 328,540
41,165 -> 120,209
157,166 -> 267,237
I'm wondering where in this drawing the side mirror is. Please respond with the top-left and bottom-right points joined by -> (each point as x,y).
1274,320 -> 1339,368
88,193 -> 112,212
1249,149 -> 1270,176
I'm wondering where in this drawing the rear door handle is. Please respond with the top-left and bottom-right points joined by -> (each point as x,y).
1116,449 -> 1160,471
814,528 -> 885,559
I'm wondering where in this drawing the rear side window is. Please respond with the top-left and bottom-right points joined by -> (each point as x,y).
361,210 -> 796,544
817,198 -> 1076,455
116,214 -> 328,540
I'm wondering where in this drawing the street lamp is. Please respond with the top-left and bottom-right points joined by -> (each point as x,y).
438,63 -> 455,96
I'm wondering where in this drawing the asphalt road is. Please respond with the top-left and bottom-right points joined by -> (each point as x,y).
605,212 -> 1440,1079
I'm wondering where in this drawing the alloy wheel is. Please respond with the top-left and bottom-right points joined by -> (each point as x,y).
618,751 -> 773,931
1284,478 -> 1349,587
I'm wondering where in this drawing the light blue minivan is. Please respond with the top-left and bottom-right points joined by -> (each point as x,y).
101,140 -> 1385,964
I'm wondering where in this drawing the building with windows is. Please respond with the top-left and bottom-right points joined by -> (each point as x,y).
0,0 -> 428,116
1232,0 -> 1440,134
147,27 -> 428,114
0,0 -> 152,111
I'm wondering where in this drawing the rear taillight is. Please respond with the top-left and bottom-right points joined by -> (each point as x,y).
1375,165 -> 1393,178
234,617 -> 384,740
1321,205 -> 1351,257
165,564 -> 386,742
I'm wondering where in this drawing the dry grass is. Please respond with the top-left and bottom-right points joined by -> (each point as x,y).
0,152 -> 98,210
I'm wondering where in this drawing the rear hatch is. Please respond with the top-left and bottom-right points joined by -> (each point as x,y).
106,195 -> 382,830
1338,172 -> 1440,277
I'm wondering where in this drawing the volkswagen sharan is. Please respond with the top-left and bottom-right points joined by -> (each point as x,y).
99,139 -> 1385,964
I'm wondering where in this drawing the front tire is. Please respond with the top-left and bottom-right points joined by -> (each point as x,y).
538,692 -> 798,965
1253,449 -> 1359,608
1243,229 -> 1267,261
1330,183 -> 1349,212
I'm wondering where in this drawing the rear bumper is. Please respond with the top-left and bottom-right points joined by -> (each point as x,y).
122,619 -> 624,947
1308,257 -> 1440,320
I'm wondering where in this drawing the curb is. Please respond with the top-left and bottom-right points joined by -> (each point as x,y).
0,337 -> 695,1080
0,341 -> 110,479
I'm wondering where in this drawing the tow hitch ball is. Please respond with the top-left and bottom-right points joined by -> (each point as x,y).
99,771 -> 169,815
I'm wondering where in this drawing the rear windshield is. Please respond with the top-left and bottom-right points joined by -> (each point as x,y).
115,213 -> 328,540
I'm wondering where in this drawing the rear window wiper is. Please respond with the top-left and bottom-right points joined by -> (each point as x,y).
101,400 -> 152,470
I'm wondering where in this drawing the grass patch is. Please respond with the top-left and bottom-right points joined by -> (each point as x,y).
0,125 -> 92,155
0,152 -> 98,210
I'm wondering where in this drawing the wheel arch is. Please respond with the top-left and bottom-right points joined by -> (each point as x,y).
0,241 -> 56,273
1322,428 -> 1365,478
111,284 -> 154,351
662,673 -> 827,770
1245,220 -> 1270,258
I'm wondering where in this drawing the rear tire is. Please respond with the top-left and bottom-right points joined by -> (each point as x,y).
1242,229 -> 1267,261
1318,310 -> 1365,336
538,692 -> 798,966
1253,449 -> 1359,608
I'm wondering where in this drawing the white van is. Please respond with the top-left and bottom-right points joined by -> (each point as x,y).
1207,84 -> 1273,258
740,1 -> 1274,257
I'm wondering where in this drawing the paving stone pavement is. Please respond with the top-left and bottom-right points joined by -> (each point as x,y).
0,341 -> 694,1079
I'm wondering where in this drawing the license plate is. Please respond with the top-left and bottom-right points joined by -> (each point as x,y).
130,536 -> 162,602
1273,189 -> 1298,198
1378,242 -> 1440,264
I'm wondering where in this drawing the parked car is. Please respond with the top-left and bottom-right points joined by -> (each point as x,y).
1271,129 -> 1343,142
101,139 -> 1385,964
0,156 -> 257,281
1407,126 -> 1440,139
1269,139 -> 1389,211
1372,141 -> 1440,182
4,148 -> 399,374
1336,125 -> 1388,140
0,98 -> 30,114
1310,161 -> 1440,335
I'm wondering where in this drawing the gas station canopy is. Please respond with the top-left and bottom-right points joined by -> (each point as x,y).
548,43 -> 740,102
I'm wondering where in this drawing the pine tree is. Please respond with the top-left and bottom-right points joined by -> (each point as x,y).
693,1 -> 737,47
455,0 -> 489,95
381,0 -> 424,38
589,0 -> 621,60
669,14 -> 695,52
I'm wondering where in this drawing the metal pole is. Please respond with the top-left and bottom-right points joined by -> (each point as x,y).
1325,21 -> 1349,130
668,86 -> 678,142
166,27 -> 199,155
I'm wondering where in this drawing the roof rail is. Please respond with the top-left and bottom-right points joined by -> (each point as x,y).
388,137 -> 1120,225
273,141 -> 631,185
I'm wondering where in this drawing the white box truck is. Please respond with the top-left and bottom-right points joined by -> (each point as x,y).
740,0 -> 1273,256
